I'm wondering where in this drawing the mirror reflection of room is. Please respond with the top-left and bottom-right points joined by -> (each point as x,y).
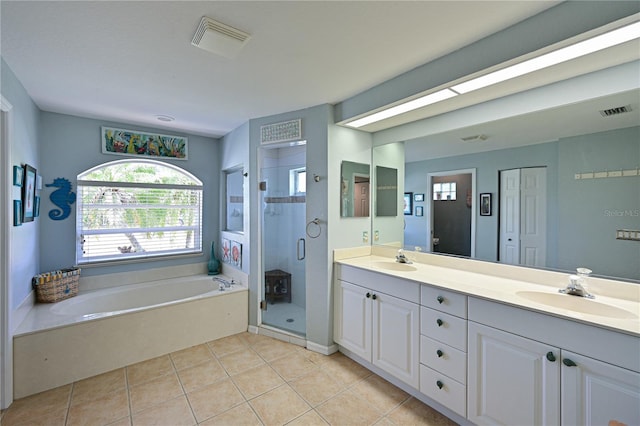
225,167 -> 244,233
340,161 -> 370,218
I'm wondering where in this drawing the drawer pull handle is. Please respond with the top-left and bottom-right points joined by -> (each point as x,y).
436,350 -> 443,358
436,319 -> 443,327
372,294 -> 377,300
366,292 -> 371,298
546,351 -> 556,362
436,380 -> 444,389
563,358 -> 577,367
437,295 -> 444,304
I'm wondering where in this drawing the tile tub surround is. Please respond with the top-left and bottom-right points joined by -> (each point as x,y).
335,247 -> 640,336
1,333 -> 457,426
13,277 -> 249,399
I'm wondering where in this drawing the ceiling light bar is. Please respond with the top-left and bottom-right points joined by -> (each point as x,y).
346,89 -> 458,128
451,20 -> 640,94
343,19 -> 640,129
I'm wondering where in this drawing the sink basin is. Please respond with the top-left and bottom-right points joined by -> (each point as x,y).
371,261 -> 418,272
516,291 -> 638,319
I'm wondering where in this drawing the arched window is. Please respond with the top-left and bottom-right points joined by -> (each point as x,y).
76,159 -> 203,264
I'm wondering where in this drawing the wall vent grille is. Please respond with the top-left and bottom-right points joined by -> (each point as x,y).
599,105 -> 632,117
260,119 -> 302,145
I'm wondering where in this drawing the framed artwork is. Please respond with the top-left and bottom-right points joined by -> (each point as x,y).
34,196 -> 41,218
13,200 -> 22,226
480,193 -> 492,216
13,165 -> 24,186
102,126 -> 188,160
403,192 -> 413,215
22,164 -> 37,222
231,240 -> 242,268
221,238 -> 231,264
414,193 -> 424,202
415,206 -> 424,216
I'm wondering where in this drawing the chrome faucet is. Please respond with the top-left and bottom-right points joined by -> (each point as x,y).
396,249 -> 413,264
559,274 -> 594,299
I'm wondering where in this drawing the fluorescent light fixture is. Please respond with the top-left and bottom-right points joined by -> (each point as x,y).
451,20 -> 640,94
346,89 -> 458,128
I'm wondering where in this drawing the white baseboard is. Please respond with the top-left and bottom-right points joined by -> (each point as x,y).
306,340 -> 338,355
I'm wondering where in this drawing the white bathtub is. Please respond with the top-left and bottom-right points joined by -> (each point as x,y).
14,274 -> 248,398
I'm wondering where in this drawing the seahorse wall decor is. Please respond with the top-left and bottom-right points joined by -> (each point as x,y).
46,178 -> 76,221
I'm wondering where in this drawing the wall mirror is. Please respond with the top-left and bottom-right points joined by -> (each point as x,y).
224,166 -> 244,233
341,161 -> 370,217
371,63 -> 639,282
375,166 -> 398,217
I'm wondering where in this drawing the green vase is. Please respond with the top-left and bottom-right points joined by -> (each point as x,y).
208,241 -> 220,275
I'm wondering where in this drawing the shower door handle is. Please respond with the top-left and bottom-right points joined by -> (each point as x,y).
297,238 -> 306,260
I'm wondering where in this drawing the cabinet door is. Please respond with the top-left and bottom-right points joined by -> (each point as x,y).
468,322 -> 560,426
372,291 -> 419,387
561,350 -> 640,426
334,280 -> 371,361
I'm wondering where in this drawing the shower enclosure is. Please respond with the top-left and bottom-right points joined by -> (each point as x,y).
259,142 -> 307,337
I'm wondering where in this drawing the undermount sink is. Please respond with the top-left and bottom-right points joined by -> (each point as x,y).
371,261 -> 418,272
516,291 -> 638,319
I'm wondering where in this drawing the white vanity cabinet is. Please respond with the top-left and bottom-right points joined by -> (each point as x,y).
419,286 -> 468,418
468,297 -> 640,426
334,265 -> 420,388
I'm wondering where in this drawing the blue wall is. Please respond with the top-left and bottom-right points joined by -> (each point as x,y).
38,112 -> 220,276
2,58 -> 41,311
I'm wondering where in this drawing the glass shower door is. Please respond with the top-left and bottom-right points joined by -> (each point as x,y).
260,143 -> 306,337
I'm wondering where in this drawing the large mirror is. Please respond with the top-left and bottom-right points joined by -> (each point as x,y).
224,167 -> 244,233
372,64 -> 639,282
341,161 -> 370,217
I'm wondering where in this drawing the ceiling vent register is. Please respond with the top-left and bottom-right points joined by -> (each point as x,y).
191,16 -> 251,58
260,119 -> 303,145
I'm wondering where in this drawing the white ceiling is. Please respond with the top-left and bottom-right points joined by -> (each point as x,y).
0,0 -> 560,138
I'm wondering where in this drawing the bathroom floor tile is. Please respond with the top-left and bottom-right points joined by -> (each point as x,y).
350,374 -> 410,415
386,397 -> 458,426
1,407 -> 67,426
269,351 -> 318,381
66,389 -> 129,426
2,385 -> 71,425
316,389 -> 383,426
186,377 -> 245,423
208,334 -> 249,357
71,368 -> 126,406
170,344 -> 214,371
197,402 -> 262,426
231,364 -> 284,399
321,353 -> 372,386
131,395 -> 195,426
176,359 -> 228,393
249,384 -> 311,425
287,409 -> 330,426
218,347 -> 265,376
288,369 -> 344,407
251,336 -> 299,362
126,355 -> 174,387
129,372 -> 184,413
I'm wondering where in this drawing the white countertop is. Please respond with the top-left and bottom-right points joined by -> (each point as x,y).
336,254 -> 640,337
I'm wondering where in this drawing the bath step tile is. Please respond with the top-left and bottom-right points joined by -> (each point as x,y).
66,389 -> 129,426
71,368 -> 126,406
176,359 -> 228,393
186,377 -> 245,423
1,384 -> 71,426
126,355 -> 174,387
170,344 -> 214,371
197,402 -> 262,426
217,348 -> 265,376
131,395 -> 195,426
231,364 -> 284,399
129,372 -> 184,414
248,383 -> 312,425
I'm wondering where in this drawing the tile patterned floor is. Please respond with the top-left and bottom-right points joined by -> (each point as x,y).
1,332 -> 457,426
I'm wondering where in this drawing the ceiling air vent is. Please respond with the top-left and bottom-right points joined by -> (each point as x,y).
599,105 -> 632,117
191,17 -> 251,58
460,134 -> 488,142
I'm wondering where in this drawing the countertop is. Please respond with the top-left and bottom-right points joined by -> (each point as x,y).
336,254 -> 640,337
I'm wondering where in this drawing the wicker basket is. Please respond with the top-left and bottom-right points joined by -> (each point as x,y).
32,268 -> 81,303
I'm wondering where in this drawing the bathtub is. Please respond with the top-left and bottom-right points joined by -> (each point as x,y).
13,274 -> 248,398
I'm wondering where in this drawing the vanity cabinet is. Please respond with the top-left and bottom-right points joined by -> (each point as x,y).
419,286 -> 468,417
468,297 -> 640,426
334,266 -> 420,388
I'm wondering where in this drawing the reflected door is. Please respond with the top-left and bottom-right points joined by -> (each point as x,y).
259,143 -> 307,337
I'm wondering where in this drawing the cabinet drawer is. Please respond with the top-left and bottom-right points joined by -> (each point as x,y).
420,365 -> 466,418
421,307 -> 467,351
420,336 -> 466,384
421,286 -> 467,318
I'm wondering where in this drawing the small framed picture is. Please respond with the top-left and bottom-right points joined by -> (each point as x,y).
22,164 -> 37,223
403,192 -> 413,215
415,206 -> 424,216
13,200 -> 22,226
13,165 -> 23,187
480,193 -> 492,216
414,193 -> 424,202
34,196 -> 41,218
